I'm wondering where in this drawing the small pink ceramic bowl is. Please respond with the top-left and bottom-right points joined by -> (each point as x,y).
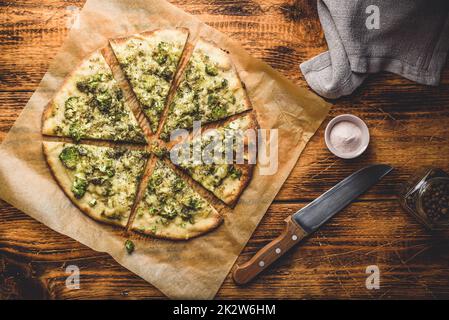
324,114 -> 370,159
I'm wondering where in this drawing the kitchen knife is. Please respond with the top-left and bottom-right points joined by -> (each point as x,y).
233,164 -> 393,285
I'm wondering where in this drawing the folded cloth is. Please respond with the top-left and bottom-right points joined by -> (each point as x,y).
300,0 -> 449,99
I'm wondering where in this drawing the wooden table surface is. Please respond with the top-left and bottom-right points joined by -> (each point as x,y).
1,0 -> 449,300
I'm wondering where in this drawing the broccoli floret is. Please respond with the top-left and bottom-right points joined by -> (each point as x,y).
205,64 -> 218,76
76,73 -> 109,94
153,42 -> 170,65
71,176 -> 88,199
68,123 -> 82,142
184,196 -> 201,210
92,91 -> 113,113
211,104 -> 227,120
172,177 -> 185,192
156,53 -> 168,65
59,147 -> 79,169
64,96 -> 80,119
125,239 -> 135,254
147,171 -> 163,193
160,204 -> 178,220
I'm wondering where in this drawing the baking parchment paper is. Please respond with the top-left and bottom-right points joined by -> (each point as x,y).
0,0 -> 330,299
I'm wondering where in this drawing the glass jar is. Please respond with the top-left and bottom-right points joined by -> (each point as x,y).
399,168 -> 449,230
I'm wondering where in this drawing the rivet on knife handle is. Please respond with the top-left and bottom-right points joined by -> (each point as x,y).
233,216 -> 308,285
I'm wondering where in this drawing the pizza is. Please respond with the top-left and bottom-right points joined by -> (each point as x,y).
43,141 -> 149,227
170,113 -> 257,206
42,51 -> 146,143
110,29 -> 189,133
160,38 -> 252,140
42,28 -> 258,241
131,159 -> 222,240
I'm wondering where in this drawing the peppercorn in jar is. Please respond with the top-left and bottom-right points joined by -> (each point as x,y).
399,168 -> 449,230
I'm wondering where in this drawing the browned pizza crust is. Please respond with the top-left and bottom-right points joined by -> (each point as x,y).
224,163 -> 254,208
132,209 -> 223,241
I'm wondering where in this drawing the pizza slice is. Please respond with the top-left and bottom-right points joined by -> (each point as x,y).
170,113 -> 257,206
42,51 -> 146,143
160,38 -> 252,140
131,159 -> 222,240
110,28 -> 189,133
43,141 -> 149,227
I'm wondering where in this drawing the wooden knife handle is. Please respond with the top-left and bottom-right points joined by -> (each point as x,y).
233,216 -> 308,285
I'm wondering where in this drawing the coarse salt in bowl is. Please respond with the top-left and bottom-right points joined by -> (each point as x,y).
324,114 -> 370,159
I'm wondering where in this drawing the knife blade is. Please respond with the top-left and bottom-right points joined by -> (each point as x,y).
233,164 -> 393,285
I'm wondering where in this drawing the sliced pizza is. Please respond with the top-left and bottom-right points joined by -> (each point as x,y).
43,141 -> 149,227
110,28 -> 189,133
169,113 -> 257,206
42,51 -> 146,143
131,159 -> 222,240
160,38 -> 252,140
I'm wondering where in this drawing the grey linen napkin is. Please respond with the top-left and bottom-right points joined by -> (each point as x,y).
300,0 -> 449,99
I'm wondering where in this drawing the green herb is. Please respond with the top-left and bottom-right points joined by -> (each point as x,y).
105,168 -> 115,178
229,166 -> 242,179
154,42 -> 169,65
152,144 -> 168,158
88,199 -> 97,207
160,68 -> 173,81
221,78 -> 228,89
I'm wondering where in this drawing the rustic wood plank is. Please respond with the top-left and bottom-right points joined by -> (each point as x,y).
1,0 -> 449,299
0,91 -> 31,141
2,0 -> 448,91
278,79 -> 449,200
0,0 -> 83,91
225,201 -> 449,299
2,200 -> 449,299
